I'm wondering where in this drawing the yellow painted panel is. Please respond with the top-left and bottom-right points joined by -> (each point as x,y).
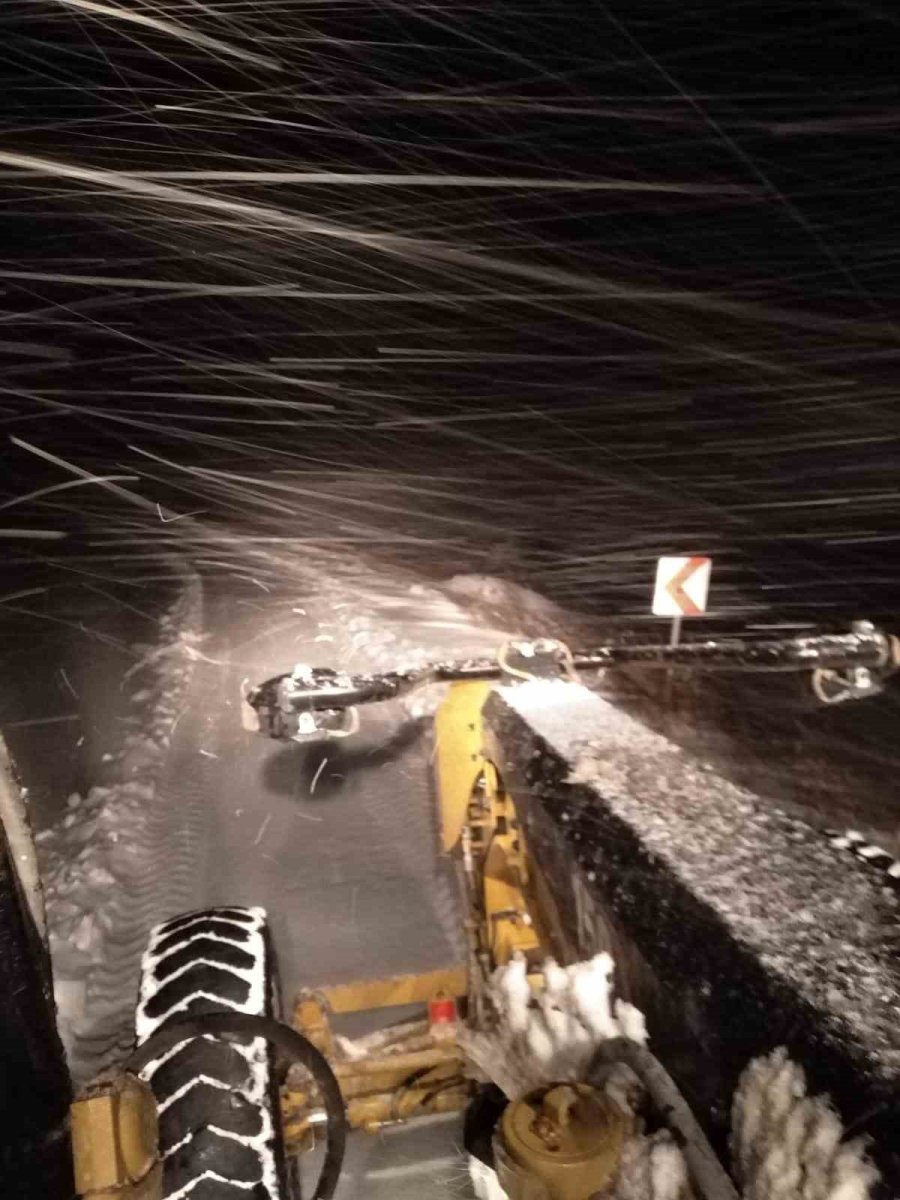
71,1074 -> 161,1199
434,680 -> 493,852
311,964 -> 468,1014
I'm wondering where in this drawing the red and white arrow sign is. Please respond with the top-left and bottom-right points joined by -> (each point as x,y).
652,556 -> 712,617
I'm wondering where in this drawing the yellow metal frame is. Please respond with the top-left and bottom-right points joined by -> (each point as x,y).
435,680 -> 494,852
466,761 -> 542,969
287,989 -> 470,1141
435,678 -> 547,969
284,1066 -> 469,1140
305,965 -> 468,1016
70,1073 -> 161,1199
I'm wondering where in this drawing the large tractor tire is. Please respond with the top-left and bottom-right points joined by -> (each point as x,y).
136,906 -> 286,1199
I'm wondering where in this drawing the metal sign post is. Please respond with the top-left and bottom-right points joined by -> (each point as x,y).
653,557 -> 712,648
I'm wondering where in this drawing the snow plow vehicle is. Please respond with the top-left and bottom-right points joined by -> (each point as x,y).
2,624 -> 899,1199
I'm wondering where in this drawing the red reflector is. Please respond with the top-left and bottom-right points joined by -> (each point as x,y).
428,996 -> 458,1027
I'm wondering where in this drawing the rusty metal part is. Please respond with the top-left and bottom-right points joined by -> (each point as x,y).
285,1084 -> 471,1141
332,1043 -> 460,1079
284,1054 -> 473,1141
347,1084 -> 471,1131
288,1038 -> 465,1094
287,978 -> 470,1148
496,1083 -> 633,1200
295,993 -> 337,1058
283,1048 -> 471,1144
70,1072 -> 161,1199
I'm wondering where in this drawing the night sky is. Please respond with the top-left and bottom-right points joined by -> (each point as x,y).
2,1 -> 900,623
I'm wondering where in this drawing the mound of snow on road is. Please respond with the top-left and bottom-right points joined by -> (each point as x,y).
445,573 -> 571,629
35,577 -> 201,1066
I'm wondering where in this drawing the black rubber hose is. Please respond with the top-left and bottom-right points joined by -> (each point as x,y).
125,1012 -> 347,1200
587,1038 -> 740,1200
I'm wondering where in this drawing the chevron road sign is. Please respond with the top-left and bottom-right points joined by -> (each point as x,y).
652,556 -> 712,618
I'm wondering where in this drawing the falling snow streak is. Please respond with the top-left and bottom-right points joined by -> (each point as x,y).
0,1 -> 898,621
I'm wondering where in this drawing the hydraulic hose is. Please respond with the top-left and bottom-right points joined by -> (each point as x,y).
588,1038 -> 740,1200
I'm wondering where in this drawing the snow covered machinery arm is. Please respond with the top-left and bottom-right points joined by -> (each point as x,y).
243,621 -> 900,742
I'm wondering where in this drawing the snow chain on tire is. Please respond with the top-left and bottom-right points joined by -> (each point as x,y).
135,906 -> 285,1200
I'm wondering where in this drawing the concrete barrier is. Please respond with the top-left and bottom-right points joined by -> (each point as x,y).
484,680 -> 900,1194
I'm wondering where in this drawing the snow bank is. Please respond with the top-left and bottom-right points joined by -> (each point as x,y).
36,575 -> 201,1069
444,573 -> 578,635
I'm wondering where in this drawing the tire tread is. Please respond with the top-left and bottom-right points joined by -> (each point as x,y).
136,906 -> 282,1200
